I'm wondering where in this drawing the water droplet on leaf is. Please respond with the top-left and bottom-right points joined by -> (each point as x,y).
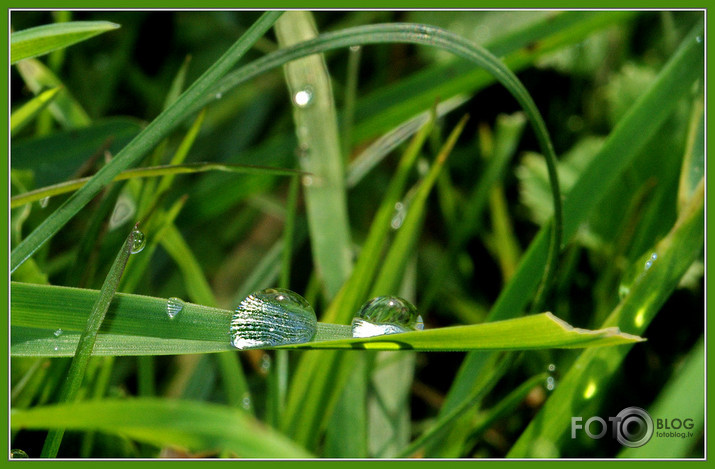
215,92 -> 223,99
39,196 -> 50,208
351,296 -> 423,338
53,329 -> 63,337
11,449 -> 28,458
241,392 -> 252,410
167,297 -> 184,319
547,363 -> 556,372
293,87 -> 314,108
230,288 -> 317,350
130,230 -> 146,254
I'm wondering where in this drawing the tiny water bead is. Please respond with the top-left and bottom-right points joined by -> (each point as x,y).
230,288 -> 317,350
130,229 -> 146,254
644,252 -> 657,270
53,329 -> 63,337
293,87 -> 314,108
351,296 -> 423,338
166,297 -> 184,319
39,196 -> 50,208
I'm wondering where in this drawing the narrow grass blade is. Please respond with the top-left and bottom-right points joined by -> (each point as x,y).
11,11 -> 283,273
13,398 -> 312,458
507,181 -> 703,457
11,21 -> 120,64
40,226 -> 138,457
11,161 -> 304,208
10,87 -> 61,136
618,337 -> 704,458
275,11 -> 353,299
439,19 -> 704,419
15,58 -> 91,128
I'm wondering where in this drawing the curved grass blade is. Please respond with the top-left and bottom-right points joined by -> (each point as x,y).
11,162 -> 305,208
10,86 -> 62,136
12,397 -> 312,458
40,226 -> 138,457
11,20 -> 120,64
11,11 -> 283,274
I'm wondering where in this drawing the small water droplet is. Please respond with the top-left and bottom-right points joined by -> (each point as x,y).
351,296 -> 422,338
696,36 -> 702,43
11,449 -> 29,458
260,353 -> 271,372
167,297 -> 184,319
295,143 -> 310,159
546,376 -> 556,391
130,230 -> 146,254
215,92 -> 223,99
302,175 -> 313,187
644,252 -> 657,270
241,392 -> 252,410
230,288 -> 317,350
39,196 -> 50,208
293,87 -> 313,108
53,345 -> 59,351
391,202 -> 407,230
53,329 -> 63,337
548,363 -> 556,372
349,45 -> 362,52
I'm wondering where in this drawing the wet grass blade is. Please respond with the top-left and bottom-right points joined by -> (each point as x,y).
40,227 -> 138,457
11,20 -> 120,64
11,11 -> 283,273
508,180 -> 703,457
275,11 -> 353,299
13,398 -> 312,458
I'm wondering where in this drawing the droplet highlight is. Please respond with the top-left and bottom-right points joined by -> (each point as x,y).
130,230 -> 146,254
293,87 -> 314,108
53,329 -> 63,337
167,297 -> 184,319
351,296 -> 423,338
230,288 -> 317,350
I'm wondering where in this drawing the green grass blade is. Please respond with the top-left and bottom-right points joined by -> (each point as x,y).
15,58 -> 91,128
275,11 -> 353,299
11,20 -> 120,64
507,181 -> 703,457
13,397 -> 312,458
10,87 -> 62,136
11,161 -> 303,208
11,11 -> 283,274
40,227 -> 138,457
618,336 -> 704,458
439,19 -> 704,419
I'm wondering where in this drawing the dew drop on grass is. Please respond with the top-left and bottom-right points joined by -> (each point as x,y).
39,196 -> 50,208
697,36 -> 702,43
548,363 -> 556,372
10,449 -> 28,458
546,376 -> 556,391
241,392 -> 252,411
230,288 -> 317,350
215,92 -> 223,99
293,87 -> 314,108
167,297 -> 184,319
130,230 -> 146,254
53,329 -> 63,337
391,202 -> 406,230
351,296 -> 423,338
644,252 -> 657,270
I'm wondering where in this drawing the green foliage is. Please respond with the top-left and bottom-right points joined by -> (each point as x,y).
10,10 -> 703,459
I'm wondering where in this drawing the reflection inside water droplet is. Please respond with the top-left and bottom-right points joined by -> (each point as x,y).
230,288 -> 317,350
167,297 -> 184,319
294,87 -> 313,108
130,230 -> 146,254
351,296 -> 423,338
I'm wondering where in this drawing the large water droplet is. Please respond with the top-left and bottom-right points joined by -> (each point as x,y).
230,288 -> 317,350
167,297 -> 184,319
130,230 -> 146,254
293,87 -> 314,108
351,296 -> 423,338
11,449 -> 29,458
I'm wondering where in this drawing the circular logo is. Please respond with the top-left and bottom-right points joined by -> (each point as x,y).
614,407 -> 653,447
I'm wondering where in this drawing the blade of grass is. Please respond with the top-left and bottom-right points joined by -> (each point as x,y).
10,86 -> 62,136
11,20 -> 120,64
508,180 -> 703,457
11,11 -> 283,273
275,11 -> 353,299
439,19 -> 704,423
40,226 -> 138,457
13,397 -> 313,458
